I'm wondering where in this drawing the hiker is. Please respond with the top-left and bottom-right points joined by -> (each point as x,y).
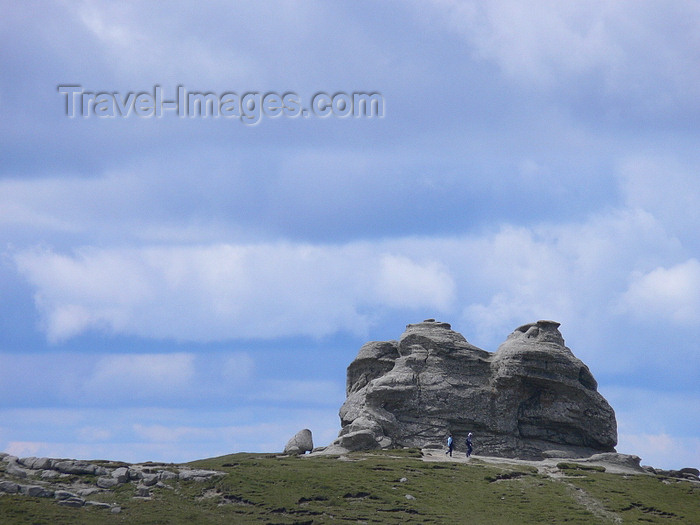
466,432 -> 473,457
445,434 -> 454,457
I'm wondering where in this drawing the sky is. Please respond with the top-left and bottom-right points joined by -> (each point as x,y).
0,1 -> 698,470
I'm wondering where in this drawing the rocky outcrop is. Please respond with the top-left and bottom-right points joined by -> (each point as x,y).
325,319 -> 617,460
0,453 -> 223,512
284,429 -> 314,455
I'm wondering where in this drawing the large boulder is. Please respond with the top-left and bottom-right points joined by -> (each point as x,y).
283,428 -> 314,455
328,319 -> 617,460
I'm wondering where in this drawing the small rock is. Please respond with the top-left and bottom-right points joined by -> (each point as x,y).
58,497 -> 85,508
41,470 -> 60,480
85,501 -> 112,509
111,506 -> 122,514
111,467 -> 130,483
54,490 -> 78,500
160,470 -> 178,481
141,473 -> 159,486
97,477 -> 120,489
284,428 -> 314,455
19,457 -> 52,470
399,477 -> 408,483
6,464 -> 29,478
22,485 -> 54,498
53,460 -> 97,475
178,469 -> 222,481
135,485 -> 151,497
78,488 -> 101,497
0,481 -> 20,494
405,494 -> 415,500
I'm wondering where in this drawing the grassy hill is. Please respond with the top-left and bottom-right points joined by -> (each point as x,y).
1,448 -> 698,524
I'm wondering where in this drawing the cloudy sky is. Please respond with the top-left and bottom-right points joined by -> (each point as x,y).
1,1 -> 698,469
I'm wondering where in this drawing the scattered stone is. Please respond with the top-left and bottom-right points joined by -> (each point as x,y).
111,506 -> 122,514
284,428 -> 314,455
329,319 -> 617,459
85,501 -> 112,509
178,469 -> 222,481
136,485 -> 151,497
19,457 -> 52,470
6,464 -> 29,478
58,497 -> 85,507
583,453 -> 644,472
141,473 -> 159,486
97,477 -> 120,489
53,460 -> 100,476
0,480 -> 20,493
160,470 -> 178,481
54,490 -> 78,500
405,494 -> 415,500
78,487 -> 101,497
41,470 -> 60,480
399,477 -> 408,483
111,466 -> 130,483
22,485 -> 54,498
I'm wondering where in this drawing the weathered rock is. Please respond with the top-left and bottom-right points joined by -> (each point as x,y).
6,464 -> 29,478
41,469 -> 60,480
283,428 -> 314,455
54,490 -> 78,500
160,470 -> 178,481
96,476 -> 120,489
18,457 -> 52,470
0,481 -> 20,493
85,501 -> 112,509
58,497 -> 85,507
178,469 -> 222,481
111,467 -> 130,483
22,485 -> 54,498
141,473 -> 159,486
329,319 -> 617,460
135,485 -> 151,497
78,487 -> 101,497
53,460 -> 101,476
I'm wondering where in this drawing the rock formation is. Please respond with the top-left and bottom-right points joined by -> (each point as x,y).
283,428 -> 314,455
0,453 -> 222,512
325,319 -> 617,460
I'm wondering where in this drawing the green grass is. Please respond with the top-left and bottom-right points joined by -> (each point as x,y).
1,451 -> 698,524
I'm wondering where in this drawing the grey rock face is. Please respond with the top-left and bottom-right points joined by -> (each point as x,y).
329,319 -> 617,460
283,428 -> 314,455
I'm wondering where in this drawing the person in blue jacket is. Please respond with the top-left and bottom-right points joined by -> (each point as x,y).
445,434 -> 454,456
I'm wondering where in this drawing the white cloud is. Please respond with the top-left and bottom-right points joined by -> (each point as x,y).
619,259 -> 700,326
84,353 -> 195,399
424,0 -> 700,115
618,433 -> 700,471
14,243 -> 457,342
376,254 -> 455,310
618,156 -> 700,246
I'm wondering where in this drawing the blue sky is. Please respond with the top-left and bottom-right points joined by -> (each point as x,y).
1,1 -> 699,470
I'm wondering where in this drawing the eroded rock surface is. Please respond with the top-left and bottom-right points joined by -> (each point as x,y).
283,428 -> 314,455
326,319 -> 617,460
